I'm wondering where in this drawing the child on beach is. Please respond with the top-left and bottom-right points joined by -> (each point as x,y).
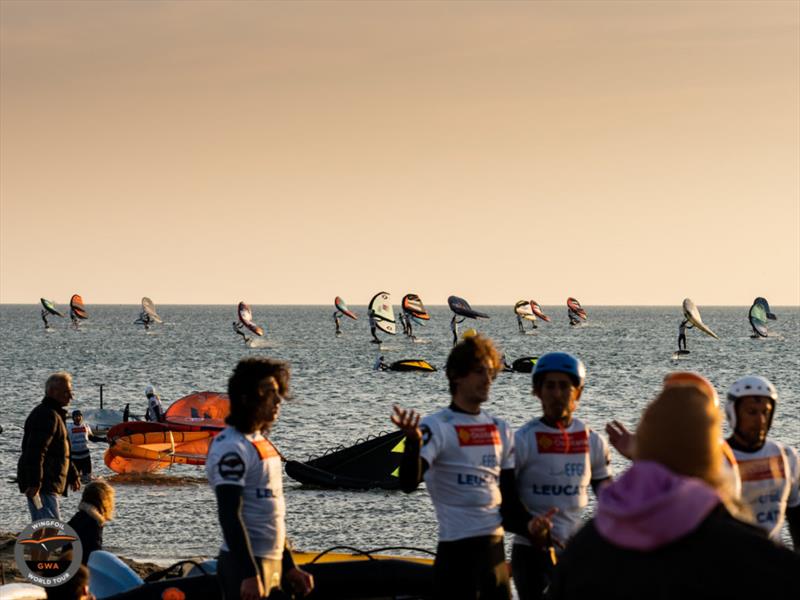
67,480 -> 115,565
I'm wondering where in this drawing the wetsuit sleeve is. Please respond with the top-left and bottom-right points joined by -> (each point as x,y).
215,485 -> 258,578
398,433 -> 429,493
589,430 -> 612,494
499,468 -> 532,537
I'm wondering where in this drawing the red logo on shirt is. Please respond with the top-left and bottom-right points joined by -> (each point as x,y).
251,439 -> 279,460
455,424 -> 500,446
535,430 -> 589,454
738,456 -> 785,482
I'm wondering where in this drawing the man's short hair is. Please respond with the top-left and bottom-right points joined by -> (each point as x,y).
226,358 -> 290,431
445,335 -> 501,395
45,372 -> 72,395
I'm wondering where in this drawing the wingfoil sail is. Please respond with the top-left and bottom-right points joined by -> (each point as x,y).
566,297 -> 587,320
402,294 -> 430,320
238,301 -> 265,336
335,296 -> 358,320
448,296 -> 490,319
285,430 -> 406,490
40,298 -> 64,317
748,297 -> 776,338
141,297 -> 163,323
530,300 -> 550,322
682,298 -> 719,340
514,300 -> 536,321
369,292 -> 396,335
70,294 -> 88,319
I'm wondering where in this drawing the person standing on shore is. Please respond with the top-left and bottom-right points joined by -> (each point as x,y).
18,372 -> 81,521
725,375 -> 800,550
67,480 -> 116,564
144,385 -> 165,422
512,352 -> 612,600
207,358 -> 313,600
391,335 -> 537,599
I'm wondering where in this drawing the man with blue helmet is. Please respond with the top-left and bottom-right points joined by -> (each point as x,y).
512,352 -> 612,600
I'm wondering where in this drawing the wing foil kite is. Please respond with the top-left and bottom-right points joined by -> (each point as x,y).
285,430 -> 406,490
141,297 -> 163,323
448,295 -> 490,319
40,298 -> 64,317
530,300 -> 550,322
335,296 -> 358,320
388,359 -> 436,372
70,294 -> 89,320
369,292 -> 396,335
402,294 -> 430,320
566,297 -> 587,320
514,300 -> 536,321
748,297 -> 776,338
682,298 -> 719,340
238,301 -> 265,336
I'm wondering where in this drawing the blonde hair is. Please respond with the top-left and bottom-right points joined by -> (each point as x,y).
81,480 -> 115,520
635,385 -> 723,488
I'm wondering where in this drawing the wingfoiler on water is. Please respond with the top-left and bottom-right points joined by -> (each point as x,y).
748,297 -> 777,338
334,296 -> 358,320
285,430 -> 407,490
234,301 -> 264,343
39,297 -> 64,329
682,298 -> 719,340
567,297 -> 587,323
135,297 -> 163,327
70,293 -> 88,327
514,300 -> 536,321
402,293 -> 430,321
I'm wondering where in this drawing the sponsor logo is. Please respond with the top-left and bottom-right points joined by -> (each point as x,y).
456,424 -> 500,446
421,424 -> 432,445
549,462 -> 586,477
530,484 -> 586,496
15,520 -> 82,587
218,452 -> 246,480
457,473 -> 499,486
536,431 -> 588,454
738,456 -> 785,482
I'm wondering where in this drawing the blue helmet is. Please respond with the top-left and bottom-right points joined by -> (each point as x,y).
533,352 -> 586,388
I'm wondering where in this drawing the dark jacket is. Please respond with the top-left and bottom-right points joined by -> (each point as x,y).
17,397 -> 79,495
67,507 -> 104,564
547,505 -> 800,599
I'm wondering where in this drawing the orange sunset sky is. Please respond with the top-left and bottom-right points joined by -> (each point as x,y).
1,1 -> 798,306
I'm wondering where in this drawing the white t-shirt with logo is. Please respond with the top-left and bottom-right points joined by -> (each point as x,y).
513,417 -> 611,547
206,426 -> 285,560
419,407 -> 514,542
732,440 -> 800,540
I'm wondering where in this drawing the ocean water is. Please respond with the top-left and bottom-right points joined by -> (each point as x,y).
1,305 -> 798,561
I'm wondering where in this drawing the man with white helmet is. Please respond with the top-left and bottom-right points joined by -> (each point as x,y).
726,375 -> 800,549
145,385 -> 165,422
512,352 -> 612,600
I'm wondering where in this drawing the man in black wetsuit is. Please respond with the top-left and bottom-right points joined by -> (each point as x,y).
333,311 -> 342,335
677,319 -> 692,351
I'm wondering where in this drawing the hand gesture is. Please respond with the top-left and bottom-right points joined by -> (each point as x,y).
391,405 -> 421,443
605,420 -> 635,460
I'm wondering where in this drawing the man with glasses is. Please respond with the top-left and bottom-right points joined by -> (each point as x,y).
511,352 -> 612,599
392,335 -> 536,599
18,372 -> 81,521
207,358 -> 313,600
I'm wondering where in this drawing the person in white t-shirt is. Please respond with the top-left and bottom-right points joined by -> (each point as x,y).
392,335 -> 540,599
206,358 -> 313,600
725,375 -> 800,550
512,352 -> 612,600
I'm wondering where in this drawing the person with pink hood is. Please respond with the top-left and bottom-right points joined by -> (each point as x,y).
548,373 -> 800,599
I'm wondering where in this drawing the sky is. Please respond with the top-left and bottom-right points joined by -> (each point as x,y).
1,0 -> 798,306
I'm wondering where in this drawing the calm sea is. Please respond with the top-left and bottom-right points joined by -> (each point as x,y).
1,305 -> 798,561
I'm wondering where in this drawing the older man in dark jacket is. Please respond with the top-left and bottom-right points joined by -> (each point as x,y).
18,372 -> 80,521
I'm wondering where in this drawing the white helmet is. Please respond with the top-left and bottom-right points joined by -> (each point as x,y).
145,384 -> 156,398
725,375 -> 777,430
